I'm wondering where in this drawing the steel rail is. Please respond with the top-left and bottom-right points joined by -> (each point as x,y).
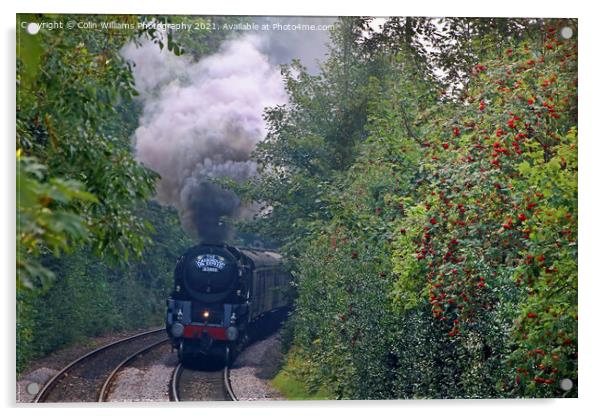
223,365 -> 237,401
224,347 -> 237,401
34,328 -> 164,403
169,362 -> 183,402
98,338 -> 169,402
170,349 -> 237,402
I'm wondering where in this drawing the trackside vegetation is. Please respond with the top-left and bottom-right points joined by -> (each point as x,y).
16,14 -> 236,372
16,15 -> 577,400
239,17 -> 577,399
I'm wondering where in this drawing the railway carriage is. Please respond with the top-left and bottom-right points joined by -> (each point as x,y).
165,244 -> 291,362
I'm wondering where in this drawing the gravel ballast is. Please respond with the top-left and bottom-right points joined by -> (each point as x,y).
16,326 -> 163,403
106,343 -> 178,402
16,328 -> 164,403
229,332 -> 285,401
17,328 -> 286,402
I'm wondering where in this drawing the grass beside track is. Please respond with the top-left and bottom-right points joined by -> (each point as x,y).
269,351 -> 330,400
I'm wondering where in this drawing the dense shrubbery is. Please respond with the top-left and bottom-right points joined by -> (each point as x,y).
245,19 -> 577,398
17,202 -> 192,372
16,15 -> 577,397
17,16 -> 159,287
391,34 -> 578,397
16,15 -> 200,372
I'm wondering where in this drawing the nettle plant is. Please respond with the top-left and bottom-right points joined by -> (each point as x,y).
393,26 -> 577,397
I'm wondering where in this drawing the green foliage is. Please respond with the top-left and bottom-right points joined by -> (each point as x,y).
362,17 -> 575,97
505,128 -> 577,397
248,18 -> 577,399
15,14 -> 578,398
168,16 -> 247,59
387,29 -> 578,397
17,152 -> 97,289
17,14 -> 159,285
271,347 -> 331,400
16,202 -> 193,373
238,18 -> 389,252
15,14 -> 200,372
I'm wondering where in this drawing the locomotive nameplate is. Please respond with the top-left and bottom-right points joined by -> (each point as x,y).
195,254 -> 226,272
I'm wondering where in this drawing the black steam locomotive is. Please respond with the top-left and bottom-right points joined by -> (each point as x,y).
165,244 -> 291,362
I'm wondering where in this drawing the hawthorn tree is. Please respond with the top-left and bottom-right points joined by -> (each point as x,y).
246,17 -> 577,399
392,23 -> 577,397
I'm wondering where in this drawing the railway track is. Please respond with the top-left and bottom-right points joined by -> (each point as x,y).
98,338 -> 170,402
170,349 -> 237,402
33,327 -> 238,403
34,328 -> 167,403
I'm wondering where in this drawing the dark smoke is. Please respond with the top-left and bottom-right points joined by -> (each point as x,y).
190,182 -> 238,243
121,20 -> 333,242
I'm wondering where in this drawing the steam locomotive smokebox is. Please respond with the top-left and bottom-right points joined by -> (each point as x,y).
182,245 -> 239,303
167,242 -> 291,360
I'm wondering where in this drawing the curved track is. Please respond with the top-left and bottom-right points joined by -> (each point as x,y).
98,338 -> 169,402
34,328 -> 167,403
170,351 -> 237,402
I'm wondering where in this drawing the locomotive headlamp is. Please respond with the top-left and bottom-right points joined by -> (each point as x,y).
202,310 -> 210,319
226,326 -> 239,341
171,322 -> 184,338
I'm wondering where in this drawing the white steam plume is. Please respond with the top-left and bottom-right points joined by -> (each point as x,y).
122,35 -> 288,242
